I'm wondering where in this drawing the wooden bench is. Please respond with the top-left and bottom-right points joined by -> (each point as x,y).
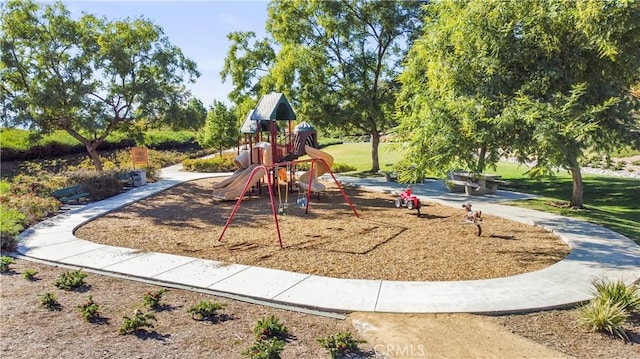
52,185 -> 89,204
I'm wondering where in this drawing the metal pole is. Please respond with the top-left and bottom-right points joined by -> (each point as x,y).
218,165 -> 265,242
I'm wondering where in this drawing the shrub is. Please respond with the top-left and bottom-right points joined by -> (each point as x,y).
182,154 -> 236,172
242,337 -> 285,359
577,299 -> 629,340
54,269 -> 87,290
39,292 -> 60,310
331,162 -> 357,173
0,207 -> 23,251
63,169 -> 122,201
253,315 -> 288,340
119,309 -> 156,335
317,332 -> 366,359
592,278 -> 640,312
0,255 -> 15,273
187,300 -> 226,321
0,192 -> 60,226
632,160 -> 640,166
143,289 -> 168,309
77,295 -> 100,322
22,269 -> 38,280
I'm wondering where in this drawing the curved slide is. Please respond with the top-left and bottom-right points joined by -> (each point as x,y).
298,145 -> 334,193
213,151 -> 251,190
213,142 -> 272,200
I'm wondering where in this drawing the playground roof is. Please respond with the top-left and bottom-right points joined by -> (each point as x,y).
251,92 -> 296,121
240,110 -> 257,134
294,121 -> 315,133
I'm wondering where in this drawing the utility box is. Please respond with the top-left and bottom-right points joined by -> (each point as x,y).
131,170 -> 147,187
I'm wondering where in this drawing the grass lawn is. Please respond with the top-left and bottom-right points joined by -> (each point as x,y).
321,143 -> 640,244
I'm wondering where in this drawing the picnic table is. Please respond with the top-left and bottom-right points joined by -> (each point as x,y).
445,171 -> 507,195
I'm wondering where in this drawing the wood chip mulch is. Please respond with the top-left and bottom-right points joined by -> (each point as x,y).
75,177 -> 570,281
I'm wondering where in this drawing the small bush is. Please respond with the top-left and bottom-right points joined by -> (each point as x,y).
0,255 -> 15,272
39,292 -> 60,310
331,162 -> 357,173
22,269 -> 38,280
187,300 -> 226,321
182,154 -> 236,172
63,169 -> 122,201
242,337 -> 285,359
577,299 -> 629,340
143,289 -> 168,309
613,161 -> 627,171
119,309 -> 156,335
54,269 -> 87,290
592,278 -> 640,312
632,160 -> 640,166
317,331 -> 366,359
77,295 -> 100,322
253,315 -> 288,340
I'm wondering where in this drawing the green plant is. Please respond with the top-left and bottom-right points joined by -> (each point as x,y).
331,162 -> 358,173
317,332 -> 366,359
0,255 -> 15,273
22,269 -> 38,280
182,154 -> 236,172
253,315 -> 288,340
187,300 -> 226,321
77,295 -> 100,322
592,278 -> 640,312
119,309 -> 156,335
143,288 -> 168,309
577,299 -> 629,340
39,292 -> 60,310
632,160 -> 640,166
53,269 -> 87,290
241,337 -> 285,359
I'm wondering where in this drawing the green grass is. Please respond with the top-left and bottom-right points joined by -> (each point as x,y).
319,142 -> 406,172
319,143 -> 640,244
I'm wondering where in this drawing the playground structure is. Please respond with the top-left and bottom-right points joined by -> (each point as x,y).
214,92 -> 359,247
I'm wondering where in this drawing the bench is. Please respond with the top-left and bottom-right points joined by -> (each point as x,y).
116,171 -> 135,187
52,185 -> 89,204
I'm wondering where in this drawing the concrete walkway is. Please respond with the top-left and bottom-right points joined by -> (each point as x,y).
17,165 -> 640,314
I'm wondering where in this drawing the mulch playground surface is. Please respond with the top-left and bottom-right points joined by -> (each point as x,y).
75,177 -> 570,281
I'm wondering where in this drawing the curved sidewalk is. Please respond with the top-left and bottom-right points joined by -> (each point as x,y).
16,165 -> 640,314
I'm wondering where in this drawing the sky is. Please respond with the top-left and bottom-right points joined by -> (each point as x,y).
61,1 -> 270,107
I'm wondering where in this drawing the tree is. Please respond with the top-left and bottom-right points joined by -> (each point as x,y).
197,100 -> 238,155
396,0 -> 640,207
0,0 -> 199,171
221,0 -> 424,172
163,97 -> 207,131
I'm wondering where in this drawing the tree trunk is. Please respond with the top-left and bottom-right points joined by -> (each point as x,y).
477,145 -> 487,173
568,155 -> 584,209
86,141 -> 104,172
370,131 -> 381,172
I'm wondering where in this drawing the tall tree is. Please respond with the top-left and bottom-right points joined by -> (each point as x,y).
396,0 -> 640,207
197,100 -> 238,155
0,0 -> 199,170
221,0 -> 424,172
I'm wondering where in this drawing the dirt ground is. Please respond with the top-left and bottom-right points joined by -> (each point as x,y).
3,176 -> 639,358
75,177 -> 570,282
2,259 -> 639,359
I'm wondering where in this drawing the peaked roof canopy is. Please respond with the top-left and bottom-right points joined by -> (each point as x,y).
250,92 -> 296,121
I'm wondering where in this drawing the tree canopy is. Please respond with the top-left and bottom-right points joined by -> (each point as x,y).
221,0 -> 424,172
396,0 -> 640,207
0,0 -> 199,170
